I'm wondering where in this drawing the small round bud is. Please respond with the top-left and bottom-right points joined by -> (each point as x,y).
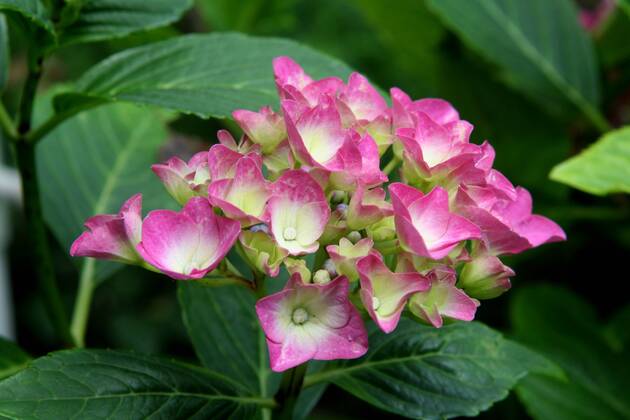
291,307 -> 309,325
283,226 -> 297,241
313,269 -> 331,285
347,231 -> 362,243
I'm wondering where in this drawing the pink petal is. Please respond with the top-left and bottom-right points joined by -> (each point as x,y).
138,198 -> 240,279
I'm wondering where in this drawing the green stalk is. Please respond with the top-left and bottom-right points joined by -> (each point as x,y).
70,258 -> 95,347
272,363 -> 308,420
13,55 -> 73,346
14,139 -> 73,346
383,156 -> 401,176
0,101 -> 16,140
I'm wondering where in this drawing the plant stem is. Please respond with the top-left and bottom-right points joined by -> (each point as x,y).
0,101 -> 16,140
14,139 -> 73,346
70,258 -> 95,347
383,156 -> 401,176
13,55 -> 73,346
272,363 -> 308,420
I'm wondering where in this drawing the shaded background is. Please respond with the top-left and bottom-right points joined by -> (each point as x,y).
2,0 -> 629,418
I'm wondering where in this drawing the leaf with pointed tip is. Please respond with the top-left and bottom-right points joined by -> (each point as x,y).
427,0 -> 601,123
0,337 -> 30,380
0,0 -> 54,35
58,0 -> 194,46
0,349 -> 270,419
304,320 -> 560,419
550,126 -> 630,196
52,32 -> 355,120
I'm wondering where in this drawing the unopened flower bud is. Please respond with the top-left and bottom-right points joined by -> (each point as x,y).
459,254 -> 514,299
347,231 -> 362,243
313,269 -> 331,285
250,223 -> 270,234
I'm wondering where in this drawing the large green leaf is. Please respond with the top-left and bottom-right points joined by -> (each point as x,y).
304,319 -> 559,419
550,126 -> 630,196
52,33 -> 355,120
349,0 -> 445,95
0,349 -> 270,419
0,0 -> 53,34
178,281 -> 327,419
427,0 -> 602,125
35,96 -> 173,282
0,14 -> 8,92
58,0 -> 193,46
0,338 -> 30,379
512,285 -> 630,420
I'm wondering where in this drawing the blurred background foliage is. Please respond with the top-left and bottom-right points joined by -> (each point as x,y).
2,0 -> 629,418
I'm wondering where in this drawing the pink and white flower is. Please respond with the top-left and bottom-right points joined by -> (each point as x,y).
408,267 -> 479,328
256,273 -> 368,372
232,106 -> 287,154
347,184 -> 393,231
70,194 -> 143,263
390,183 -> 481,259
357,254 -> 430,333
208,156 -> 270,226
326,237 -> 377,282
267,170 -> 330,255
455,176 -> 566,255
282,96 -> 362,172
239,230 -> 288,278
137,198 -> 240,280
152,152 -> 210,205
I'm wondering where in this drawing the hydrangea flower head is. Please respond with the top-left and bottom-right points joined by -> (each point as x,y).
71,56 -> 566,370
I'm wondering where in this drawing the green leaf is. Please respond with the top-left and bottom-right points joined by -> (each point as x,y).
349,0 -> 445,95
550,126 -> 630,196
304,320 -> 558,419
0,14 -> 8,91
426,0 -> 604,128
511,285 -> 630,420
34,94 -> 174,282
0,0 -> 54,35
0,349 -> 270,419
178,281 -> 327,419
53,32 -> 355,120
0,338 -> 30,380
58,0 -> 194,46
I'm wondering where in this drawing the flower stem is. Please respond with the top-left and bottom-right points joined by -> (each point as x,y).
70,258 -> 96,347
272,363 -> 308,420
0,101 -> 16,140
383,156 -> 401,176
14,140 -> 73,346
13,54 -> 73,347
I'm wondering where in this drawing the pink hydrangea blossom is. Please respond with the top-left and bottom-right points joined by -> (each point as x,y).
256,273 -> 368,372
137,198 -> 240,280
408,267 -> 479,328
326,237 -> 378,282
390,183 -> 481,259
357,254 -> 430,333
208,156 -> 270,226
232,106 -> 287,154
455,174 -> 566,255
152,152 -> 210,205
70,194 -> 143,263
267,170 -> 330,255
